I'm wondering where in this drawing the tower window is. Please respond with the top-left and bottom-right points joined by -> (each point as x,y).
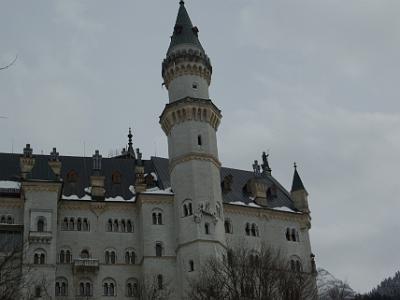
205,223 -> 210,235
197,135 -> 202,146
192,82 -> 198,90
189,260 -> 194,272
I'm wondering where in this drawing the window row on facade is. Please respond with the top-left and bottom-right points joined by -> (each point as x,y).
52,276 -> 164,297
57,248 -> 138,264
0,215 -> 14,224
106,218 -> 134,232
61,217 -> 90,231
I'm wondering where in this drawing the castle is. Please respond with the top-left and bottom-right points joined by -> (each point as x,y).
0,2 -> 316,299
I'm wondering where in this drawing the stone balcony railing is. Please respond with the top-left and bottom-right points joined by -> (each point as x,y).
73,258 -> 99,273
28,231 -> 52,244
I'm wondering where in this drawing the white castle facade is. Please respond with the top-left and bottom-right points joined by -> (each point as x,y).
0,2 -> 316,299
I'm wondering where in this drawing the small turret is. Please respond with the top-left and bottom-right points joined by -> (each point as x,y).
291,163 -> 310,213
20,144 -> 35,179
48,147 -> 62,179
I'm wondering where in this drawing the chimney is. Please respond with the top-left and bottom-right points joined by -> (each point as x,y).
20,144 -> 35,179
134,148 -> 146,192
48,147 -> 62,179
90,150 -> 105,200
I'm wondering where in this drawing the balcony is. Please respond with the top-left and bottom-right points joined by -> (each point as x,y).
29,231 -> 52,244
73,258 -> 99,273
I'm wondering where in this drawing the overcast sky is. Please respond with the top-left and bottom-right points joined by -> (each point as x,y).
1,0 -> 399,293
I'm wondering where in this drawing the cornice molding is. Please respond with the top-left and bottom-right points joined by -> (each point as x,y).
163,62 -> 211,88
169,152 -> 221,173
22,182 -> 61,193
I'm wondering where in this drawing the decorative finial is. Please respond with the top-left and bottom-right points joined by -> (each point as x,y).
136,148 -> 143,166
93,150 -> 102,171
50,147 -> 59,161
23,144 -> 33,158
252,160 -> 261,177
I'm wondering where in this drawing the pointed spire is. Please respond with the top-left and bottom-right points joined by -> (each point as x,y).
167,1 -> 205,54
261,151 -> 272,175
127,127 -> 134,152
252,160 -> 261,177
291,162 -> 306,192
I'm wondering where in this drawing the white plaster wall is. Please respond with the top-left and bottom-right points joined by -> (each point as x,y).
168,120 -> 219,159
168,75 -> 209,102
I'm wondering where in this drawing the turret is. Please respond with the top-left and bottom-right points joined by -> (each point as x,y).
159,2 -> 225,297
291,163 -> 310,213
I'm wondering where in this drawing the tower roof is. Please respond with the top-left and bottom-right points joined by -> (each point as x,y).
291,163 -> 307,193
167,1 -> 205,55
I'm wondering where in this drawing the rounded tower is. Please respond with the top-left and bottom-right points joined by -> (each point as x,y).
160,1 -> 226,297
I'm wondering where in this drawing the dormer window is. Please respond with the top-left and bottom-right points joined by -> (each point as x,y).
112,171 -> 122,184
66,170 -> 78,183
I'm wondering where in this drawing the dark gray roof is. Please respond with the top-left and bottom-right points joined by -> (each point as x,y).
167,1 -> 205,55
291,167 -> 307,193
0,153 -> 296,209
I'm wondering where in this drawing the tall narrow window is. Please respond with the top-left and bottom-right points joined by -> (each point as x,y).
111,251 -> 116,264
155,242 -> 162,257
245,223 -> 250,236
77,218 -> 82,231
105,251 -> 110,264
127,220 -> 133,232
63,218 -> 68,230
107,219 -> 113,232
157,213 -> 162,225
197,135 -> 202,146
152,213 -> 157,225
66,250 -> 71,263
37,218 -> 45,232
60,250 -> 65,263
286,228 -> 291,241
188,203 -> 193,215
291,229 -> 296,242
114,220 -> 119,232
69,218 -> 74,230
189,260 -> 194,272
83,218 -> 89,231
157,275 -> 163,290
205,223 -> 210,235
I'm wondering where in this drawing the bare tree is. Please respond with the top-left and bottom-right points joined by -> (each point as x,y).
136,275 -> 172,300
325,281 -> 354,300
0,245 -> 23,300
0,55 -> 17,71
187,244 -> 318,300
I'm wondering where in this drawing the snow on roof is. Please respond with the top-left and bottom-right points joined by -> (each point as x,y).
0,181 -> 21,189
143,186 -> 173,195
62,194 -> 92,201
272,206 -> 298,213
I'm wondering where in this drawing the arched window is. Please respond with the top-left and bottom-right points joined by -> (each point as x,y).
121,219 -> 126,232
125,250 -> 136,264
188,203 -> 193,215
183,204 -> 188,217
152,213 -> 157,224
111,251 -> 116,264
79,283 -> 85,296
37,217 -> 45,232
107,219 -> 113,232
85,282 -> 91,296
105,251 -> 110,264
155,242 -> 163,257
286,228 -> 291,241
55,278 -> 68,296
69,217 -> 74,230
66,250 -> 71,263
83,218 -> 89,231
113,220 -> 119,232
205,223 -> 210,235
189,260 -> 194,272
103,279 -> 116,296
251,223 -> 259,237
224,219 -> 232,234
6,216 -> 13,224
245,223 -> 250,236
291,229 -> 296,242
77,218 -> 82,231
80,249 -> 89,259
157,213 -> 162,225
34,249 -> 46,265
63,217 -> 68,230
0,216 -> 5,223
60,250 -> 65,263
127,220 -> 133,232
66,170 -> 78,183
126,278 -> 138,297
157,274 -> 163,290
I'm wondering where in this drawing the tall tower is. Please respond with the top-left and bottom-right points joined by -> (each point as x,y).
160,1 -> 226,297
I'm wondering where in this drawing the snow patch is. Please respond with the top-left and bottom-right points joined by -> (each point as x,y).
105,196 -> 136,202
129,185 -> 136,194
84,187 -> 92,194
143,187 -> 173,195
0,181 -> 21,189
272,206 -> 297,213
62,194 -> 92,201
